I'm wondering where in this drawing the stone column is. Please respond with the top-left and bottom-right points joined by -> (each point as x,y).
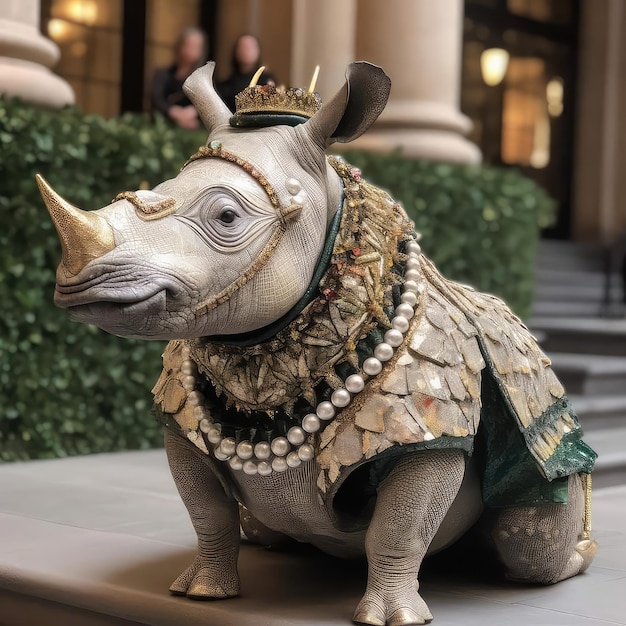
572,0 -> 626,243
350,0 -> 480,164
0,0 -> 74,108
290,0 -> 357,102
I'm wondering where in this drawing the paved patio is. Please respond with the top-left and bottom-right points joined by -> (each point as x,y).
0,450 -> 624,626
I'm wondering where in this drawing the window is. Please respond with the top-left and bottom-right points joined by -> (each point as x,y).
43,0 -> 123,118
501,57 -> 548,167
507,0 -> 574,25
462,0 -> 579,238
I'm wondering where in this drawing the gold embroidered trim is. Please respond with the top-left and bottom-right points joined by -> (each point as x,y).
182,142 -> 281,208
114,191 -> 177,221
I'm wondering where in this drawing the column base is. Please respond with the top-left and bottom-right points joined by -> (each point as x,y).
344,128 -> 482,165
0,57 -> 74,108
378,100 -> 474,135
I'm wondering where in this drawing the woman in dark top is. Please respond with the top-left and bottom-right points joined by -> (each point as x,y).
217,34 -> 276,112
151,27 -> 208,129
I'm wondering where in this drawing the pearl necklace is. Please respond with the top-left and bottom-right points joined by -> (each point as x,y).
179,239 -> 423,476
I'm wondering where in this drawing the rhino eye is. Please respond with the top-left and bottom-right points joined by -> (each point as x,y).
182,189 -> 276,252
219,209 -> 237,224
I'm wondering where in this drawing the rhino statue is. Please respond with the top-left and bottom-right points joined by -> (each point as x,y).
38,62 -> 597,626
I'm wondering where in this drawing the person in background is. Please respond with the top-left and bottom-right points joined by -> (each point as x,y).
151,27 -> 208,129
217,34 -> 276,111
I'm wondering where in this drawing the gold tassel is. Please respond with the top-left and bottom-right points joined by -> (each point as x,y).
580,473 -> 592,540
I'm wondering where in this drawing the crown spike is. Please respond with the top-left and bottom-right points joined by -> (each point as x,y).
308,65 -> 320,93
249,66 -> 266,88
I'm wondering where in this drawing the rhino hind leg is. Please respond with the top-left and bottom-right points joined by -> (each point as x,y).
164,429 -> 241,599
490,473 -> 597,584
353,449 -> 466,626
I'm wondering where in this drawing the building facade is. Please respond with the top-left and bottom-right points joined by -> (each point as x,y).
1,0 -> 623,244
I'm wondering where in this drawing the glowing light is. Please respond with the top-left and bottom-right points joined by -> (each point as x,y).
47,18 -> 71,41
530,113 -> 550,169
308,65 -> 320,93
480,48 -> 510,86
547,77 -> 564,117
66,0 -> 98,26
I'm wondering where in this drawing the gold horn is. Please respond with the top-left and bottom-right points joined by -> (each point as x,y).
36,174 -> 116,276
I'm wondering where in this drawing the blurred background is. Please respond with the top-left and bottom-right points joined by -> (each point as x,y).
23,0 -> 616,244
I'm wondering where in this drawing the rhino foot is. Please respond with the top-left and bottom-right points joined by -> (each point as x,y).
493,474 -> 597,584
576,537 -> 598,574
169,555 -> 240,599
353,584 -> 433,625
165,431 -> 241,600
355,450 -> 465,626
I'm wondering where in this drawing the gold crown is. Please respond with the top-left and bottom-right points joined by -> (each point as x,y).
234,66 -> 322,120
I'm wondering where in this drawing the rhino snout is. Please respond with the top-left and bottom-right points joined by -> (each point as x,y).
36,174 -> 116,277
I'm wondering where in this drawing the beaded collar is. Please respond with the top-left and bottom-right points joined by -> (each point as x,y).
154,156 -> 422,475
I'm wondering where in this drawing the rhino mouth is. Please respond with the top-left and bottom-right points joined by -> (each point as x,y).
62,289 -> 165,315
52,261 -> 198,337
54,267 -> 186,334
55,283 -> 168,309
54,261 -> 188,309
64,290 -> 168,337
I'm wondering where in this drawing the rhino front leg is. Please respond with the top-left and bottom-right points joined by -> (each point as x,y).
354,449 -> 465,626
164,428 -> 241,599
491,473 -> 597,584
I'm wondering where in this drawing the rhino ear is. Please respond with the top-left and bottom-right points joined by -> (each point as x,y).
303,62 -> 391,148
183,61 -> 232,135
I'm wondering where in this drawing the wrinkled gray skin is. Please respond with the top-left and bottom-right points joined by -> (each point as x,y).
41,63 -> 595,625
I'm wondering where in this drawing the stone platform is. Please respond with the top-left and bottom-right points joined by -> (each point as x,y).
0,450 -> 624,626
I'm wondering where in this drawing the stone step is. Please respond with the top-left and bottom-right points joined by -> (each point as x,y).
536,240 -> 604,272
532,300 -> 605,317
530,316 -> 626,355
569,394 -> 626,431
548,353 -> 626,396
534,267 -> 621,291
534,280 -> 622,303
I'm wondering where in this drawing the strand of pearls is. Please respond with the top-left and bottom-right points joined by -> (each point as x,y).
180,239 -> 423,476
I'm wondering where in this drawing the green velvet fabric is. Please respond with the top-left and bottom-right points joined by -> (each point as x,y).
478,372 -> 596,508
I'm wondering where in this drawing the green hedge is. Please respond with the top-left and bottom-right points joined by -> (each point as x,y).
0,100 -> 554,461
